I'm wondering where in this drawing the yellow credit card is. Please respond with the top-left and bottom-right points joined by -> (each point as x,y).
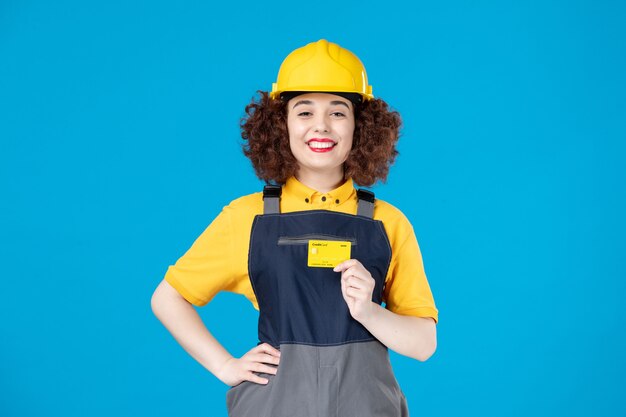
307,240 -> 352,268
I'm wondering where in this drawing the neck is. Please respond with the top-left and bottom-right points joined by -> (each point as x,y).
295,168 -> 345,193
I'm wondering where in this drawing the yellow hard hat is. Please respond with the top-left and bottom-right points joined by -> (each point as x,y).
270,39 -> 374,101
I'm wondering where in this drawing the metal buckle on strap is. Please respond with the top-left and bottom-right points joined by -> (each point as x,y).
356,189 -> 375,218
263,185 -> 282,214
263,185 -> 282,199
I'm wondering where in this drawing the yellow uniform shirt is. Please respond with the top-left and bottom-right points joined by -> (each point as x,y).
165,177 -> 438,323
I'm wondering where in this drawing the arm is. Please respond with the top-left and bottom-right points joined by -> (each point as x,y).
334,260 -> 437,361
358,304 -> 436,361
151,279 -> 280,386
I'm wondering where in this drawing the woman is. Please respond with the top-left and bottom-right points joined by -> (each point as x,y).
152,39 -> 438,417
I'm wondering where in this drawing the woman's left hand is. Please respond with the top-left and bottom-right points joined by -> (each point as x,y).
334,259 -> 377,323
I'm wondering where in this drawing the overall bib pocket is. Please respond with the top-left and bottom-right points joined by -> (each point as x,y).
277,234 -> 358,245
278,234 -> 357,269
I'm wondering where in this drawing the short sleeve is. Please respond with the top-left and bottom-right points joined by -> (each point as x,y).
383,223 -> 439,323
164,207 -> 241,306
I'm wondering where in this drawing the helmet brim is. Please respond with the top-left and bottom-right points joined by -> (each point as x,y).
279,91 -> 363,106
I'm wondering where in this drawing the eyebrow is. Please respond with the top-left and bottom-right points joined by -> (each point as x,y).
292,100 -> 351,109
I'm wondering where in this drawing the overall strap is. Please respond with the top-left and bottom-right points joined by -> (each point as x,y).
263,185 -> 374,217
263,185 -> 282,214
356,189 -> 375,219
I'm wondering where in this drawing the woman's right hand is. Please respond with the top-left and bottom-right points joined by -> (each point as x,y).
216,343 -> 281,387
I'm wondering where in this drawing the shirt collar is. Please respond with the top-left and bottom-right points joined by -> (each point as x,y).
283,176 -> 356,205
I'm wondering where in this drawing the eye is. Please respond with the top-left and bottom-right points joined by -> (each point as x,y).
297,111 -> 313,117
331,111 -> 346,118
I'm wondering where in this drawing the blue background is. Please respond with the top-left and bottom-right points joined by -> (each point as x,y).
1,1 -> 624,416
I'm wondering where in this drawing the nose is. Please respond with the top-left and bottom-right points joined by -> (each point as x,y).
313,114 -> 330,133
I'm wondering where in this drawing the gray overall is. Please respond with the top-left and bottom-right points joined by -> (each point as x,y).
226,186 -> 409,417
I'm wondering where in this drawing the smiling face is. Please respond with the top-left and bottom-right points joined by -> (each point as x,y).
286,93 -> 355,184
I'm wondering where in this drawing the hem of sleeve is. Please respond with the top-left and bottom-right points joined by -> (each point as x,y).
165,273 -> 208,307
390,306 -> 439,324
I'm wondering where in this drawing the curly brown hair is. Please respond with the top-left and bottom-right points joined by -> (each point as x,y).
240,91 -> 402,187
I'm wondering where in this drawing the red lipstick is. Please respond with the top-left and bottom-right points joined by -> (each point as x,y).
306,138 -> 336,153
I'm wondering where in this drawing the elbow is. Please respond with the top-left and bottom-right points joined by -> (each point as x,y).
415,337 -> 437,362
413,318 -> 437,362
